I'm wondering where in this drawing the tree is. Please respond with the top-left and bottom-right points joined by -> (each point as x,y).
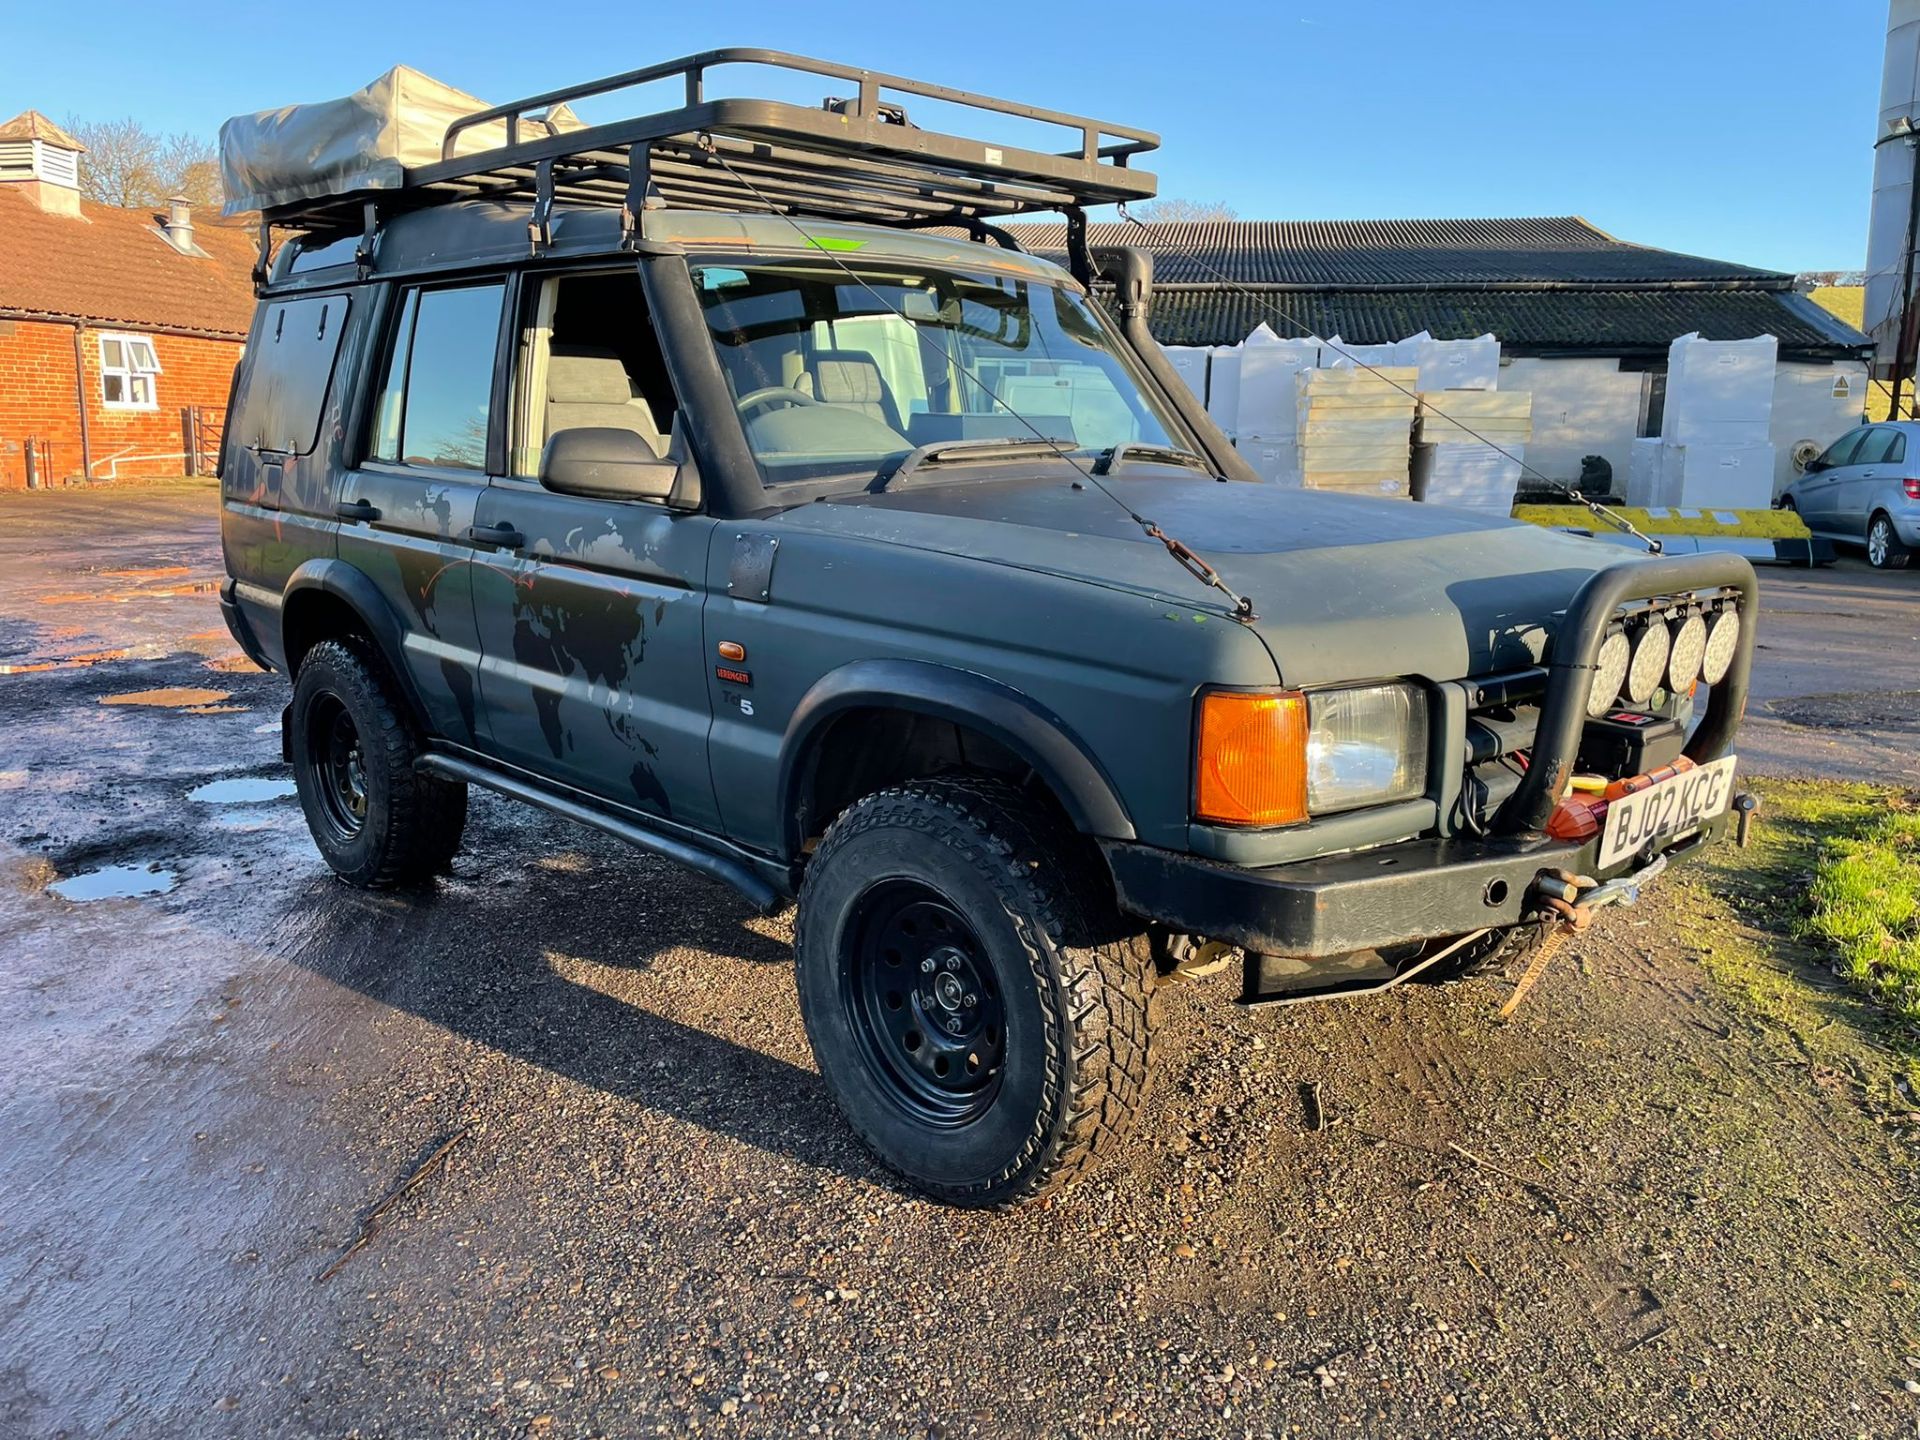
1130,199 -> 1239,224
65,116 -> 222,210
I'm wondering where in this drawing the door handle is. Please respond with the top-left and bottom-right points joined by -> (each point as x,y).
465,521 -> 524,550
335,499 -> 380,522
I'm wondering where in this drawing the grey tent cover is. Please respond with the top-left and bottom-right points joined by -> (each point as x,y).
220,65 -> 577,216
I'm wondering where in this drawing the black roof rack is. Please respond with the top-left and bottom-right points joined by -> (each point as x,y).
257,49 -> 1159,286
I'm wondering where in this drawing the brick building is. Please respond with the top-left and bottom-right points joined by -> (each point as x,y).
0,110 -> 255,488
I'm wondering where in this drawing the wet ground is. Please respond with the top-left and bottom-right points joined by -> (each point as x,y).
1,484 -> 1916,1439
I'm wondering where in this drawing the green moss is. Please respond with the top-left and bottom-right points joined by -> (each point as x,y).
1678,778 -> 1920,1098
1805,806 -> 1920,1026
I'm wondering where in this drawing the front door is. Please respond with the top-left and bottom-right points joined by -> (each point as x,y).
335,279 -> 507,748
468,268 -> 722,832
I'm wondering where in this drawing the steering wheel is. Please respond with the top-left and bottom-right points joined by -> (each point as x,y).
735,386 -> 823,420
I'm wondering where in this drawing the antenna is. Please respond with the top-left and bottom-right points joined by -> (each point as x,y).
703,144 -> 1259,622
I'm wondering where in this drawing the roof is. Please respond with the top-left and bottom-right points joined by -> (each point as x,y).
0,188 -> 256,338
0,111 -> 84,150
1011,216 -> 1783,287
1133,289 -> 1868,359
1005,216 -> 1872,359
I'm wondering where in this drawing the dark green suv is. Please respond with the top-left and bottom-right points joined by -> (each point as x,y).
217,52 -> 1755,1205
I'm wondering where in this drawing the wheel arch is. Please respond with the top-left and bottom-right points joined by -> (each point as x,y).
281,560 -> 430,728
776,659 -> 1136,861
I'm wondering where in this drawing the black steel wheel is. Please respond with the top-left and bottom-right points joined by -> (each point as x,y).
307,692 -> 370,845
843,882 -> 1006,1125
289,638 -> 466,888
794,776 -> 1156,1207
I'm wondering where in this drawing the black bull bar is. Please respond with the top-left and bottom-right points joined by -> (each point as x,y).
1491,551 -> 1759,836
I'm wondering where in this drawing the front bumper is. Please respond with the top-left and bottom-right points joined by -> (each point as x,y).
1103,807 -> 1732,960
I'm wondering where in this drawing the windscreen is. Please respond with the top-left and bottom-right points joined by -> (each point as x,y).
692,258 -> 1182,484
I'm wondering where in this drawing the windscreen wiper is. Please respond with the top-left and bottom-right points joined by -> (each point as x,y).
877,437 -> 1076,491
1091,443 -> 1211,477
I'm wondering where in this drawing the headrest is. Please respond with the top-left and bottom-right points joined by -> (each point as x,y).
547,346 -> 636,406
814,352 -> 886,405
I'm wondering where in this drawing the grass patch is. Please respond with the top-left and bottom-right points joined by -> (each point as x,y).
1806,801 -> 1920,1027
1679,778 -> 1920,1100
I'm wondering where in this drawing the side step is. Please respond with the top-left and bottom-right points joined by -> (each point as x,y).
416,752 -> 789,915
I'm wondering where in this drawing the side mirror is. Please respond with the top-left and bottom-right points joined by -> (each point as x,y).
540,427 -> 679,502
1803,457 -> 1828,475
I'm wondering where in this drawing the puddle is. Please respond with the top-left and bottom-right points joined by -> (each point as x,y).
183,705 -> 248,715
49,863 -> 178,902
212,810 -> 299,832
100,565 -> 190,580
101,688 -> 231,709
188,777 -> 296,805
203,655 -> 263,673
252,719 -> 282,735
0,649 -> 131,676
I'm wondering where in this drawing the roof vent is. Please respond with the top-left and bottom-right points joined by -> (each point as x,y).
162,196 -> 196,255
0,110 -> 85,218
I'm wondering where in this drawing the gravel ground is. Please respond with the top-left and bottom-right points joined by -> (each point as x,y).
1,485 -> 1916,1439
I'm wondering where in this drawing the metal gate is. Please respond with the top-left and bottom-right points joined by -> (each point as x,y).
184,405 -> 227,477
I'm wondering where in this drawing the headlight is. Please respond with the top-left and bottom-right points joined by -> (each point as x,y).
1194,682 -> 1428,827
1667,611 -> 1707,690
1304,682 -> 1429,815
1587,629 -> 1630,717
1700,607 -> 1740,685
1624,617 -> 1670,705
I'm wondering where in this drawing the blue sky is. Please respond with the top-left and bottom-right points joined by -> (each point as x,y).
16,0 -> 1887,273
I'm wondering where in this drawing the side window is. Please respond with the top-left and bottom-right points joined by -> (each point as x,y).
1888,430 -> 1908,467
1855,428 -> 1900,467
1819,427 -> 1870,471
510,270 -> 677,478
369,281 -> 503,471
236,295 -> 350,456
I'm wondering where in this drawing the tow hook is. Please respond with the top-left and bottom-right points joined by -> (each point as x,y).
1501,855 -> 1672,1019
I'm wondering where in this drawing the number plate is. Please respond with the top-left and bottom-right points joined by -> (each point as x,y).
1597,755 -> 1737,870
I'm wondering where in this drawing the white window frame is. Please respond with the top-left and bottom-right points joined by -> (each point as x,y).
99,332 -> 163,411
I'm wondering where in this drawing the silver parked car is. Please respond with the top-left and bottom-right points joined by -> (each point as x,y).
1778,420 -> 1920,569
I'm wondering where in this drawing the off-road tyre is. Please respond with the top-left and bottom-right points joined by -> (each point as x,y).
793,776 -> 1155,1207
290,638 -> 467,888
1417,921 -> 1551,985
1867,512 -> 1912,570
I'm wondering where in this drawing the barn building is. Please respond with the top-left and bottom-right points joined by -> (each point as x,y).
0,111 -> 254,488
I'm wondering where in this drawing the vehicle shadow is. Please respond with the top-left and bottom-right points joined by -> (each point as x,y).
278,816 -> 885,1187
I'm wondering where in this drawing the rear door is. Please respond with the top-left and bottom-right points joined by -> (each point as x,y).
1841,425 -> 1901,534
334,278 -> 507,748
468,268 -> 722,832
222,291 -> 355,601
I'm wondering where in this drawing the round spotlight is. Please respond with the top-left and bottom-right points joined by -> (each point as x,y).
1700,607 -> 1741,686
1667,612 -> 1707,691
1587,629 -> 1631,717
1624,618 -> 1670,705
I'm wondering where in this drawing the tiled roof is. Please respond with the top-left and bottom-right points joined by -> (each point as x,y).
0,187 -> 255,338
0,111 -> 84,149
1127,287 -> 1870,358
1010,216 -> 1784,287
